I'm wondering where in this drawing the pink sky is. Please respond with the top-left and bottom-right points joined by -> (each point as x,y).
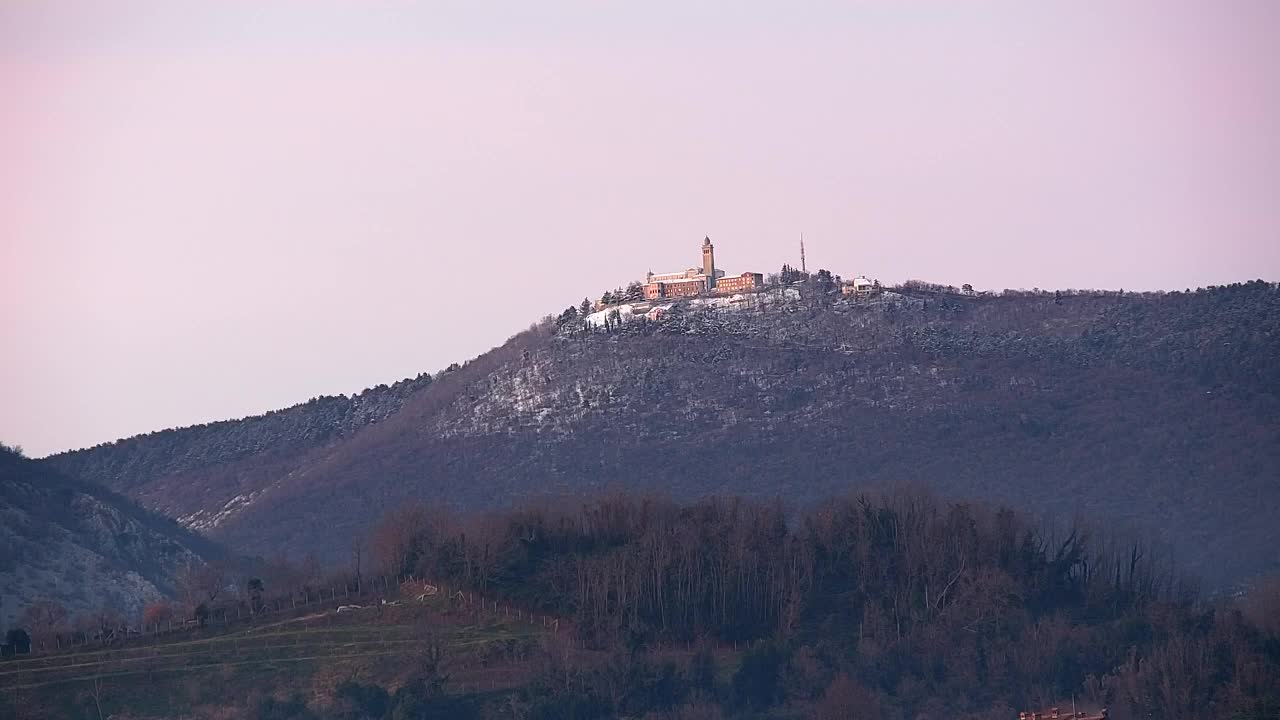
2,1 -> 1278,456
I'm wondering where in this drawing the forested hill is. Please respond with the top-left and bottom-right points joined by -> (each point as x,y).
44,281 -> 1280,588
0,445 -> 223,629
45,374 -> 434,526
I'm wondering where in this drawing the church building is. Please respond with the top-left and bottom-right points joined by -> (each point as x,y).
642,237 -> 763,300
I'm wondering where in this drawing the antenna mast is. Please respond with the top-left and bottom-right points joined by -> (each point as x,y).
800,233 -> 807,274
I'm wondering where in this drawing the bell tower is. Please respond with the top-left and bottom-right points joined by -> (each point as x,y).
702,236 -> 716,289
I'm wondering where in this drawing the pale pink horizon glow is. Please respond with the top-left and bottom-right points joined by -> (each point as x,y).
2,1 -> 1278,456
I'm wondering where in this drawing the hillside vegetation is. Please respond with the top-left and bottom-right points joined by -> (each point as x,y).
45,375 -> 433,533
0,445 -> 223,630
363,491 -> 1280,720
44,281 -> 1280,587
5,491 -> 1279,720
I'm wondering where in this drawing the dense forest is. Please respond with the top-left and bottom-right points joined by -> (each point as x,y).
358,491 -> 1280,720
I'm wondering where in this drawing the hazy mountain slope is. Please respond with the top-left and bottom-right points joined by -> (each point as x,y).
0,447 -> 223,629
45,374 -> 433,532
45,282 -> 1280,588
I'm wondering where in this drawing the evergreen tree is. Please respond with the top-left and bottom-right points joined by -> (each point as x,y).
4,629 -> 30,655
815,268 -> 835,293
780,264 -> 808,284
557,305 -> 580,327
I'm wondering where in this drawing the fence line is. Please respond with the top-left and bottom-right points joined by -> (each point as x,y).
10,573 -> 564,662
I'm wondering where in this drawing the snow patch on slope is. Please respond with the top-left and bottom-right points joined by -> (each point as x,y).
180,490 -> 263,531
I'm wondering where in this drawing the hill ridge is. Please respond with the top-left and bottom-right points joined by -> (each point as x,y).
41,280 -> 1280,588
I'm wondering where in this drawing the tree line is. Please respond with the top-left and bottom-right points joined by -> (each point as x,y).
363,490 -> 1280,719
7,489 -> 1278,718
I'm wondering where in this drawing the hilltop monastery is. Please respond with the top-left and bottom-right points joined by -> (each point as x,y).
641,237 -> 765,300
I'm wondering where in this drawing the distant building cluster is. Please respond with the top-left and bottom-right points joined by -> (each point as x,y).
586,234 -> 881,314
641,237 -> 765,300
841,275 -> 878,297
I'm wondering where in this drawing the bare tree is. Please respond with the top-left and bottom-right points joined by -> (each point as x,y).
351,536 -> 366,591
177,560 -> 228,610
142,601 -> 174,629
371,503 -> 436,577
86,677 -> 105,720
20,599 -> 68,648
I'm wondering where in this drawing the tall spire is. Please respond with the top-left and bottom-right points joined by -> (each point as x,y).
702,235 -> 716,289
800,233 -> 807,274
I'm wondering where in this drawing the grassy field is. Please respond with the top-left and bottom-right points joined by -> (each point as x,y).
0,595 -> 553,719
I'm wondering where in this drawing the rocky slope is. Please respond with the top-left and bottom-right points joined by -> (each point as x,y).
0,446 -> 223,629
44,281 -> 1280,588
